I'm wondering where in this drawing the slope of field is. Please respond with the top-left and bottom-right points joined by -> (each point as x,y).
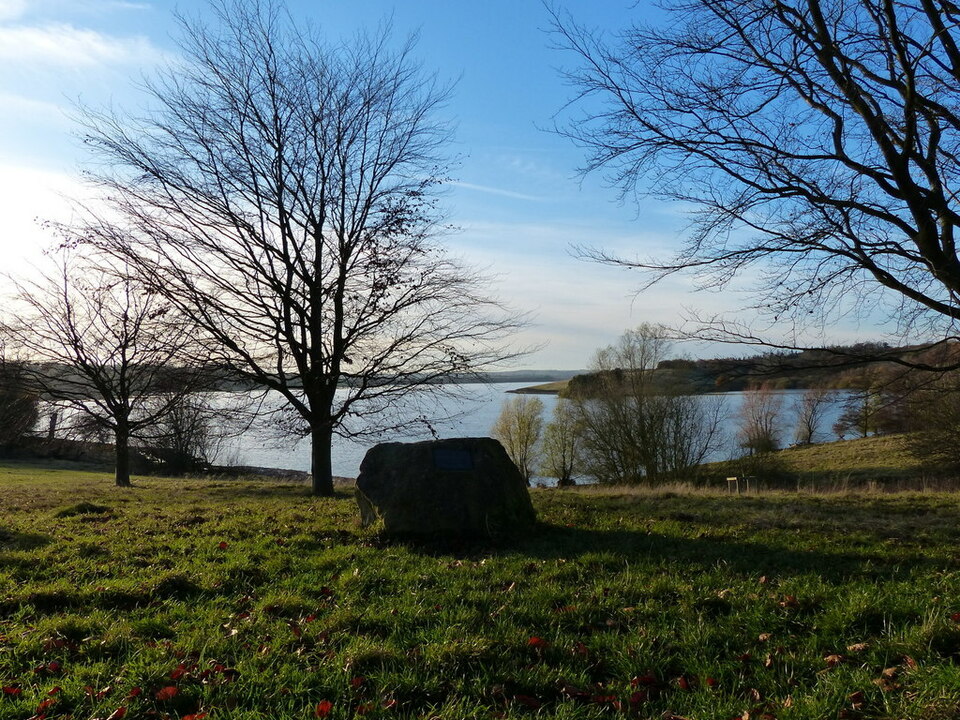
1,463 -> 959,719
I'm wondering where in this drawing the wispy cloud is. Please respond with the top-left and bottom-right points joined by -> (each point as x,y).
0,0 -> 26,22
449,181 -> 546,202
0,22 -> 164,67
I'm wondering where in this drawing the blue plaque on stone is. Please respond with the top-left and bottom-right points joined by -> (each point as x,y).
432,447 -> 474,471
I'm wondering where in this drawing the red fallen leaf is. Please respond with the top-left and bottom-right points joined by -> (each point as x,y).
275,538 -> 286,546
126,687 -> 142,699
106,707 -> 127,720
2,686 -> 22,696
903,655 -> 918,669
289,623 -> 302,639
356,702 -> 374,715
950,612 -> 960,623
155,686 -> 179,701
572,641 -> 589,657
36,698 -> 56,713
46,687 -> 61,696
738,652 -> 752,662
183,713 -> 208,720
676,676 -> 691,690
631,673 -> 658,687
319,586 -> 334,597
171,664 -> 187,680
217,541 -> 229,550
382,699 -> 398,710
628,691 -> 646,706
315,700 -> 334,717
590,694 -> 618,704
561,685 -> 589,700
514,695 -> 541,709
779,595 -> 799,608
705,676 -> 718,688
527,636 -> 549,650
349,676 -> 366,688
46,662 -> 61,673
304,614 -> 317,623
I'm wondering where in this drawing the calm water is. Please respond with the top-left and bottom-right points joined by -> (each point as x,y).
216,384 -> 850,479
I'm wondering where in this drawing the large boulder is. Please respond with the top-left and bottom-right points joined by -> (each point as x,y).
355,437 -> 536,537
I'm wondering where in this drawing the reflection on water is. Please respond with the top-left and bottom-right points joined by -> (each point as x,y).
216,384 -> 850,479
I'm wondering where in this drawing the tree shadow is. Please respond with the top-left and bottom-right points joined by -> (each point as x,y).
0,527 -> 51,551
514,522 -> 937,585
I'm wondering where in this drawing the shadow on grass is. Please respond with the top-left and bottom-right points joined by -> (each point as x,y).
515,523 -> 937,584
0,526 -> 51,550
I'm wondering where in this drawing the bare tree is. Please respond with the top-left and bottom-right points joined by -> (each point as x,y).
78,0 -> 521,495
793,386 -> 832,445
4,248 -> 201,486
0,341 -> 40,448
833,371 -> 885,439
552,1 -> 960,357
736,385 -> 783,455
571,324 -> 722,485
539,398 -> 582,487
491,395 -> 544,485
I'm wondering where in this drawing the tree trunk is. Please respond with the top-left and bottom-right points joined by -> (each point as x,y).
114,425 -> 131,487
311,425 -> 335,496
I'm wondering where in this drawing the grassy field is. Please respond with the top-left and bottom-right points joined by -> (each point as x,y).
699,434 -> 945,493
2,462 -> 960,719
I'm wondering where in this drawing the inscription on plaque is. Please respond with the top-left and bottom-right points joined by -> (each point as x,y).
432,447 -> 474,471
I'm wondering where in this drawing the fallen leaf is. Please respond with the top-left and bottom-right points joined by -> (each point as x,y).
824,654 -> 844,667
315,700 -> 333,718
846,642 -> 869,653
35,698 -> 56,713
513,695 -> 541,709
154,686 -> 178,701
527,636 -> 549,650
106,708 -> 127,720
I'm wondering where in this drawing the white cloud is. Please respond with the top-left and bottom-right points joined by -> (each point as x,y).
449,181 -> 546,202
0,164 -> 96,275
0,22 -> 164,68
0,0 -> 26,22
0,92 -> 71,128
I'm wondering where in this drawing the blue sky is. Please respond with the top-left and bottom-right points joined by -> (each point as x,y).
0,0 -> 874,369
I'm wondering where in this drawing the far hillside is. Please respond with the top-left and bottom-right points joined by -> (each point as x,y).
563,341 -> 960,395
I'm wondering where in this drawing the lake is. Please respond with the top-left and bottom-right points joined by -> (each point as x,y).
216,384 -> 852,479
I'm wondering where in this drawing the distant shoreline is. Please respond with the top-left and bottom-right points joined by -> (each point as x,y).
509,380 -> 570,395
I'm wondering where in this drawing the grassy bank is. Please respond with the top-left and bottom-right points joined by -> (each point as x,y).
1,463 -> 960,719
699,434 -> 948,493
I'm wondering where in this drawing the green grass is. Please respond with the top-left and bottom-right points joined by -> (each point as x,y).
700,434 -> 947,492
2,462 -> 960,719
